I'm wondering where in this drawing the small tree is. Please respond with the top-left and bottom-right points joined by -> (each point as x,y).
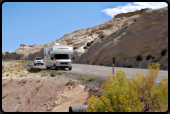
161,49 -> 167,56
136,55 -> 143,61
83,46 -> 87,49
146,55 -> 152,61
86,40 -> 94,47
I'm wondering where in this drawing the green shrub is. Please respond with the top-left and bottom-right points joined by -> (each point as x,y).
86,41 -> 94,47
83,46 -> 87,49
146,55 -> 152,61
12,52 -> 16,55
99,35 -> 105,39
152,56 -> 155,60
161,49 -> 167,56
73,47 -> 78,50
136,55 -> 143,61
50,71 -> 56,77
6,74 -> 9,76
84,75 -> 99,83
5,52 -> 9,54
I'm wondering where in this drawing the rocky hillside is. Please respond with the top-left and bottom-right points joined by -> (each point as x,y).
2,7 -> 168,70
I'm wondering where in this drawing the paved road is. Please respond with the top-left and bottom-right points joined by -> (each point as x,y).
24,60 -> 168,85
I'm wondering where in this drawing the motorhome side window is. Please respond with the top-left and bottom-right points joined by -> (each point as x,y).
47,54 -> 51,60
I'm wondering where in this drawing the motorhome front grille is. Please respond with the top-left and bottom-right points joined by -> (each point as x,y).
60,62 -> 68,64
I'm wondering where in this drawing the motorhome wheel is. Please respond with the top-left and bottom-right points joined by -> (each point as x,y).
61,67 -> 65,70
46,66 -> 50,69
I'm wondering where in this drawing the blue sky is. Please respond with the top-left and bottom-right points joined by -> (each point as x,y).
2,2 -> 168,53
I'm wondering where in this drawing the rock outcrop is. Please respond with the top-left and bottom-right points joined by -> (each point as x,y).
2,7 -> 168,70
73,7 -> 168,70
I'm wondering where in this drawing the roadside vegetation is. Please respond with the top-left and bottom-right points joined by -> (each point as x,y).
50,71 -> 57,77
2,60 -> 168,112
2,61 -> 28,78
57,70 -> 63,75
87,62 -> 168,112
161,49 -> 167,56
84,75 -> 99,84
78,74 -> 99,84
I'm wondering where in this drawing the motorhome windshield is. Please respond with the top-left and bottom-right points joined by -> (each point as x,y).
54,54 -> 69,59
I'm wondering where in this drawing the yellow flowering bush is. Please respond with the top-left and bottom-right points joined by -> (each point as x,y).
86,70 -> 142,112
86,62 -> 168,112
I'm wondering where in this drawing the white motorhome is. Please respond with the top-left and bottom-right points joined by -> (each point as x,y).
44,43 -> 74,70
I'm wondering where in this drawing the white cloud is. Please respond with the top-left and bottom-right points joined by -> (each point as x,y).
101,2 -> 168,18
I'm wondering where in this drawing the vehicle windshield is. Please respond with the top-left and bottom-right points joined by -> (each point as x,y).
35,58 -> 42,60
54,54 -> 69,59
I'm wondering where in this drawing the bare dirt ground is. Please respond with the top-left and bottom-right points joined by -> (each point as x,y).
2,60 -> 105,112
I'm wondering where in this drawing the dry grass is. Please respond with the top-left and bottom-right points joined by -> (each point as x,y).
36,79 -> 41,83
2,91 -> 9,99
84,75 -> 99,84
57,70 -> 63,75
40,69 -> 46,74
2,61 -> 29,79
130,62 -> 167,112
2,82 -> 8,87
20,71 -> 25,77
41,73 -> 48,77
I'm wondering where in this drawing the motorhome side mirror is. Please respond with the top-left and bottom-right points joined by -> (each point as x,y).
51,57 -> 54,60
73,57 -> 75,60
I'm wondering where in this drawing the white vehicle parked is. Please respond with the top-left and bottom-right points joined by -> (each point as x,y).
34,57 -> 44,65
44,43 -> 74,70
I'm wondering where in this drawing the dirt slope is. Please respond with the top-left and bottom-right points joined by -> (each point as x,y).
2,61 -> 104,112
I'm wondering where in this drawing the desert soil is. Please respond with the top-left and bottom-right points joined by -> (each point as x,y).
2,60 -> 105,112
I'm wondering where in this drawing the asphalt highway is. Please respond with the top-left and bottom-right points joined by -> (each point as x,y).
24,60 -> 168,85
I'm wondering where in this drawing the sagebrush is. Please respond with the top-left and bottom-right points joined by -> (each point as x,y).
50,71 -> 56,77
